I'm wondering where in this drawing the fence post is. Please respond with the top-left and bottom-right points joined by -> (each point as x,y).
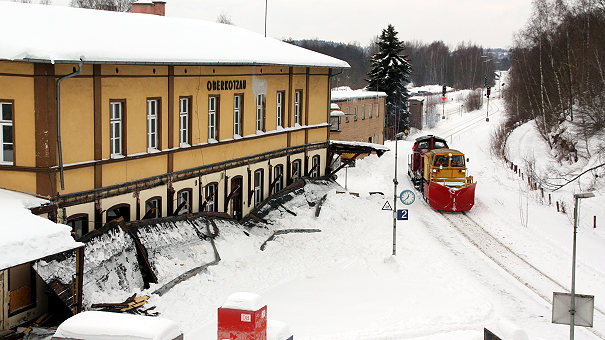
549,194 -> 551,205
556,201 -> 560,212
595,216 -> 597,229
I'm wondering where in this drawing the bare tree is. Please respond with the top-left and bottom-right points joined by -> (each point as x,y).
216,13 -> 233,25
70,0 -> 133,12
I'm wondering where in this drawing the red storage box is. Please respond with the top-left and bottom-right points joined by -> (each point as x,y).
218,293 -> 267,340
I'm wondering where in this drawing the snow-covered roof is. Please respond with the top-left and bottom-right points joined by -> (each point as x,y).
331,103 -> 340,110
331,86 -> 387,101
0,189 -> 82,271
0,2 -> 350,68
330,110 -> 346,117
53,311 -> 182,340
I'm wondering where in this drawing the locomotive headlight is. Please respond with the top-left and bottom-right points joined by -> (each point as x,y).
432,169 -> 437,172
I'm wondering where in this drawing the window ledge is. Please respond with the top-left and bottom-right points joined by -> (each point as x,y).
0,161 -> 14,166
147,148 -> 161,154
180,143 -> 191,148
208,138 -> 218,144
110,154 -> 125,159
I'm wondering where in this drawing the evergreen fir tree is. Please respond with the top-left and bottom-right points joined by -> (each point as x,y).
367,24 -> 411,136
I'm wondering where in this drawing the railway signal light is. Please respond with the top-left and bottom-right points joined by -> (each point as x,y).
442,85 -> 446,97
486,87 -> 491,98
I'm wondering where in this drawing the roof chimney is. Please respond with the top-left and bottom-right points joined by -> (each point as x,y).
131,0 -> 165,16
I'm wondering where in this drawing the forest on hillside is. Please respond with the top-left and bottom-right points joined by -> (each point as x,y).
286,39 -> 508,90
498,0 -> 605,161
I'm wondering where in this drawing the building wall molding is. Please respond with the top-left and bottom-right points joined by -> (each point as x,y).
56,141 -> 327,207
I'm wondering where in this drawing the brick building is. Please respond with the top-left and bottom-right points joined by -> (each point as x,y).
329,87 -> 386,144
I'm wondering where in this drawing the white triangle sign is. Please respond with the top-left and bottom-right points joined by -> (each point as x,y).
382,201 -> 393,211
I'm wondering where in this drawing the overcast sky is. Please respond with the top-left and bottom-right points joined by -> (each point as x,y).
8,0 -> 534,48
166,0 -> 534,48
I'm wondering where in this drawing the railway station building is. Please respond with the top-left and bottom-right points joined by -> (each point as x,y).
0,2 -> 349,234
329,86 -> 386,144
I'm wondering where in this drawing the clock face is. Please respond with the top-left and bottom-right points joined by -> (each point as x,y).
400,190 -> 415,205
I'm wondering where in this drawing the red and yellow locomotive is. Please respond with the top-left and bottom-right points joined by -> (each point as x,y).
408,135 -> 476,211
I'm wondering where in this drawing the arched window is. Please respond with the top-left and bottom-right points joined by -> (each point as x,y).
66,213 -> 89,239
204,182 -> 218,213
273,164 -> 284,194
311,155 -> 321,178
144,196 -> 162,219
107,203 -> 130,223
291,159 -> 302,183
176,188 -> 193,215
254,169 -> 264,207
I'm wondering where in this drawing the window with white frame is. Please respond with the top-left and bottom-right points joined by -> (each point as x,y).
1,102 -> 14,164
205,183 -> 218,212
179,97 -> 190,146
254,169 -> 264,206
110,101 -> 123,157
276,91 -> 284,128
311,155 -> 320,178
354,106 -> 358,121
362,104 -> 365,120
146,99 -> 158,151
234,95 -> 242,137
345,107 -> 349,123
369,103 -> 373,118
294,90 -> 302,125
273,164 -> 283,193
256,94 -> 265,132
177,189 -> 192,215
208,96 -> 218,141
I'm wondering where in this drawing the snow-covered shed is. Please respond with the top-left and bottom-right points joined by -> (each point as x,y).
0,189 -> 82,332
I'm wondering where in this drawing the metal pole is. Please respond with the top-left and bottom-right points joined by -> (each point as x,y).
570,196 -> 579,340
486,95 -> 490,122
345,166 -> 348,191
264,0 -> 268,37
393,135 -> 398,256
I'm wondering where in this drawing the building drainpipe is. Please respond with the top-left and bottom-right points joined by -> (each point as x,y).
57,60 -> 83,190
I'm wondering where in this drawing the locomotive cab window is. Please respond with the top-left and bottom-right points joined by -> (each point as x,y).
434,141 -> 447,148
433,155 -> 448,167
450,155 -> 465,167
418,141 -> 429,149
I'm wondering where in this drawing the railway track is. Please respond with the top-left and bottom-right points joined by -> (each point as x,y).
438,210 -> 605,339
439,101 -> 501,141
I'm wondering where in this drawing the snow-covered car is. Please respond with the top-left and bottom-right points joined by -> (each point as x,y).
52,311 -> 183,340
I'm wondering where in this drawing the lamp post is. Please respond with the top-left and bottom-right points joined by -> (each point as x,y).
481,56 -> 491,122
392,131 -> 404,256
570,192 -> 595,340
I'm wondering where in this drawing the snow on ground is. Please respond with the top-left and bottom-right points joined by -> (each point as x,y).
0,189 -> 81,270
150,85 -> 604,339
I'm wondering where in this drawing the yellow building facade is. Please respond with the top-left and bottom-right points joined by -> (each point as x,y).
0,61 -> 336,231
0,2 -> 348,236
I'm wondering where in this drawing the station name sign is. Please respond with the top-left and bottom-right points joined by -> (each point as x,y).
207,79 -> 247,92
